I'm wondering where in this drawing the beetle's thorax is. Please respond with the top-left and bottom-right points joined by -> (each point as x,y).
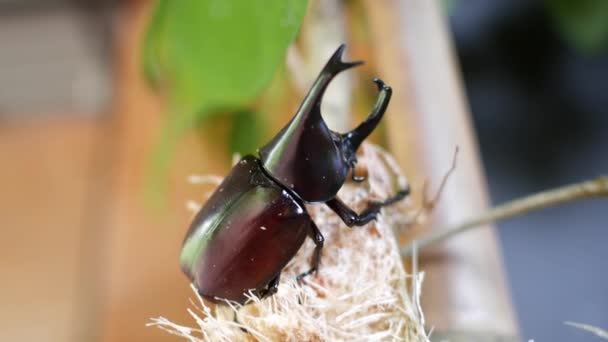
258,46 -> 360,203
258,106 -> 350,203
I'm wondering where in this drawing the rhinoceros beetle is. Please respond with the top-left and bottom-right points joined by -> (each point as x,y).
180,45 -> 409,305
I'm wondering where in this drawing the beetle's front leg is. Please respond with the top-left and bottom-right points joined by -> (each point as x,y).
297,222 -> 324,282
326,188 -> 410,227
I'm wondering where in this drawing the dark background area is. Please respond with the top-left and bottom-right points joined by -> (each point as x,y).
449,1 -> 608,341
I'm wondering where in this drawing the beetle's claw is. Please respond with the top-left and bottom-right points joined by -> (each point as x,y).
361,202 -> 382,218
256,287 -> 276,300
373,187 -> 410,209
296,268 -> 317,284
262,286 -> 278,298
389,187 -> 411,204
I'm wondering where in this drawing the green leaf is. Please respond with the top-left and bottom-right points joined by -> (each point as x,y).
143,0 -> 308,116
145,109 -> 197,209
545,0 -> 608,53
230,110 -> 266,156
142,0 -> 169,84
142,0 -> 308,207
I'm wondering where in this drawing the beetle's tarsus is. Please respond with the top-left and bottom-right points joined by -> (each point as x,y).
381,187 -> 410,206
259,273 -> 281,299
326,187 -> 409,227
326,197 -> 378,227
264,273 -> 281,298
296,268 -> 316,283
297,222 -> 324,282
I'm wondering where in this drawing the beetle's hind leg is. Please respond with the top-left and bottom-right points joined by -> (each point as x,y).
258,273 -> 281,299
326,187 -> 410,227
297,222 -> 325,282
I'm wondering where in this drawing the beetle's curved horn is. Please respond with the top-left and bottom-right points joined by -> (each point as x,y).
258,45 -> 362,202
323,44 -> 364,76
295,44 -> 363,121
342,78 -> 392,152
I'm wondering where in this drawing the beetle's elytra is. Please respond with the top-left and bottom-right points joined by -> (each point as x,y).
180,44 -> 409,305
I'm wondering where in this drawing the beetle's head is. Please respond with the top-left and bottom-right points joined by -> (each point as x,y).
258,45 -> 364,203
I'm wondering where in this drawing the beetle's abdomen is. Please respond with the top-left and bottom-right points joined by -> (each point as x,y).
180,155 -> 310,304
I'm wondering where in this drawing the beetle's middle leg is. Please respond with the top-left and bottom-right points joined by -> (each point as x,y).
326,187 -> 410,227
297,222 -> 325,282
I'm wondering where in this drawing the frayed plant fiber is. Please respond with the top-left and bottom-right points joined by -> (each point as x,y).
148,143 -> 428,341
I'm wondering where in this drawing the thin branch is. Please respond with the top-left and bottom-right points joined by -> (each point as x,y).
565,321 -> 608,340
401,176 -> 608,256
409,146 -> 459,226
423,146 -> 459,211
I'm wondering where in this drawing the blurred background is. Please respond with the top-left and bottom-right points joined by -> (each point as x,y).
0,0 -> 606,341
449,1 -> 608,341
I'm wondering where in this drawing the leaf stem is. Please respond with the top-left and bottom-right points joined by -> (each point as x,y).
401,176 -> 608,256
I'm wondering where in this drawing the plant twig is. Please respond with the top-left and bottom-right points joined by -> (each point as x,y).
565,321 -> 608,340
401,176 -> 608,256
408,146 -> 458,227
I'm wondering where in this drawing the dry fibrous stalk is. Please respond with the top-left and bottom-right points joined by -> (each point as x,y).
149,143 -> 428,341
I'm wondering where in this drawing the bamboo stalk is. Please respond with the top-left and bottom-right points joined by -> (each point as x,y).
362,0 -> 519,339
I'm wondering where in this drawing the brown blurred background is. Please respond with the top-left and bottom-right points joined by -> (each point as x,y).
1,1 -> 210,341
1,1 -> 606,341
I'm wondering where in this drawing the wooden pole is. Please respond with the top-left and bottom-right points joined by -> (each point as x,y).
363,0 -> 519,340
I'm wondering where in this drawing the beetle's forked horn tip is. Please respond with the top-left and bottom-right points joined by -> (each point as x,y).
373,78 -> 391,92
325,44 -> 364,75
